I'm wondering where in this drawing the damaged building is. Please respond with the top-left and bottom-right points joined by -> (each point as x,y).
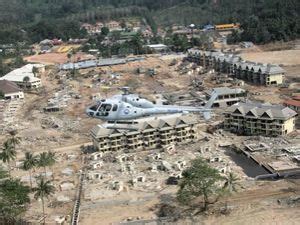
224,102 -> 297,136
187,49 -> 285,86
0,64 -> 44,89
90,114 -> 200,152
206,87 -> 247,107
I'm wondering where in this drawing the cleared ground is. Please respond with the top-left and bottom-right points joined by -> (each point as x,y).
239,50 -> 300,66
25,53 -> 69,65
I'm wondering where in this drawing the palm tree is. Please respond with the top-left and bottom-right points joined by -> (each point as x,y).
21,152 -> 38,188
32,66 -> 39,77
33,176 -> 55,225
223,172 -> 240,193
0,141 -> 16,175
38,152 -> 49,176
7,130 -> 21,151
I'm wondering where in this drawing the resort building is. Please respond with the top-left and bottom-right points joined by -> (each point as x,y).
224,102 -> 297,136
206,87 -> 247,107
187,49 -> 285,86
0,64 -> 44,89
0,80 -> 24,99
91,114 -> 200,152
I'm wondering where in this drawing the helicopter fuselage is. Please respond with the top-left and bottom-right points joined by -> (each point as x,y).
86,99 -> 210,121
86,91 -> 217,121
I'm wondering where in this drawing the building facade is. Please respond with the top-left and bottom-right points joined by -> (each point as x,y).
0,64 -> 44,89
187,49 -> 285,86
206,87 -> 247,107
224,102 -> 297,136
91,114 -> 200,152
0,80 -> 24,99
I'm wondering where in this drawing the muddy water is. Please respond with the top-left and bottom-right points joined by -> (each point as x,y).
225,150 -> 269,178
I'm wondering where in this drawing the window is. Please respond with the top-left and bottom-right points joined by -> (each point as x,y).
105,104 -> 112,111
90,104 -> 99,111
112,104 -> 118,111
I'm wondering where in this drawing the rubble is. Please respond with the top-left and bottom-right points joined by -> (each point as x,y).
60,182 -> 75,191
40,116 -> 80,131
61,168 -> 74,176
56,195 -> 71,202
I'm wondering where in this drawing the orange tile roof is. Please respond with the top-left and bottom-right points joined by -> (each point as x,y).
284,99 -> 300,107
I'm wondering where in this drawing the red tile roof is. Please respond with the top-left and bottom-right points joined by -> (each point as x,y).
292,95 -> 300,101
284,99 -> 300,107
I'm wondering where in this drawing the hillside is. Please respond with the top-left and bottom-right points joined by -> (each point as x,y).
0,0 -> 299,44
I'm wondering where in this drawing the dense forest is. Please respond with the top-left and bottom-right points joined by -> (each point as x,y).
0,0 -> 299,44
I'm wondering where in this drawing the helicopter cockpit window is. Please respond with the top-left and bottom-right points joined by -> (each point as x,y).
98,104 -> 112,112
105,104 -> 112,112
112,104 -> 118,111
90,104 -> 98,111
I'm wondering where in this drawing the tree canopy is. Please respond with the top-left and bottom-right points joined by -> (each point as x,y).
0,168 -> 30,223
177,158 -> 223,210
0,0 -> 299,44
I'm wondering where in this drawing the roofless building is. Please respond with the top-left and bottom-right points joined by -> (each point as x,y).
224,102 -> 297,136
91,114 -> 201,152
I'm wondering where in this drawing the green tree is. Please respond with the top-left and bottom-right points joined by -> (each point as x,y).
0,90 -> 4,99
32,66 -> 39,77
101,27 -> 110,36
120,20 -> 126,29
177,158 -> 223,211
0,141 -> 16,175
0,56 -> 9,77
0,177 -> 30,223
0,166 -> 9,179
13,55 -> 25,68
21,152 -> 38,188
7,130 -> 21,151
38,152 -> 49,176
33,176 -> 55,225
23,76 -> 30,89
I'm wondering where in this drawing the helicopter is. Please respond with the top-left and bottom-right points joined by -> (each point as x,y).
86,87 -> 218,121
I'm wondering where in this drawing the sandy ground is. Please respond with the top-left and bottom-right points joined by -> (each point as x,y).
239,50 -> 300,66
25,53 -> 69,65
24,52 -> 95,65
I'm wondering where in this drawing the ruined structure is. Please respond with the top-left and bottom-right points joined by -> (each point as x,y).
91,114 -> 200,152
206,87 -> 247,107
0,64 -> 44,89
224,102 -> 297,136
187,49 -> 285,86
0,80 -> 24,99
284,95 -> 300,113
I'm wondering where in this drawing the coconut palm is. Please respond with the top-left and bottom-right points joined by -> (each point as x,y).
0,166 -> 9,180
33,176 -> 55,225
21,152 -> 38,188
38,152 -> 49,176
223,172 -> 240,193
7,130 -> 21,151
32,66 -> 39,77
0,141 -> 16,175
